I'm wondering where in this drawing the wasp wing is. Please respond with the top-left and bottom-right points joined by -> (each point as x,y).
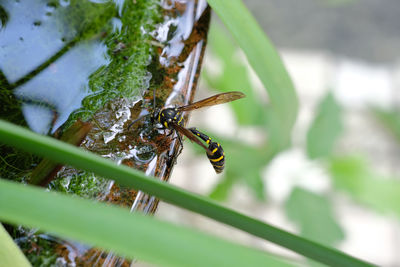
177,91 -> 245,112
171,123 -> 211,154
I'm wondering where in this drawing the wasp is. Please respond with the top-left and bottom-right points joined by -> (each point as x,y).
128,91 -> 245,173
189,127 -> 225,173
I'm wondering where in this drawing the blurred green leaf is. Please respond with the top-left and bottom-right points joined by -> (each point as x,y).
209,172 -> 237,200
204,23 -> 266,126
0,223 -> 31,267
210,158 -> 265,201
242,168 -> 266,200
285,187 -> 344,246
0,179 -> 292,267
225,141 -> 266,200
329,155 -> 400,216
307,92 -> 343,159
373,108 -> 400,143
206,0 -> 298,152
285,187 -> 345,267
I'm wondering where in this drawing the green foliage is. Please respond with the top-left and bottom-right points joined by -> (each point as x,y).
19,233 -> 59,266
285,187 -> 344,246
307,92 -> 343,159
373,108 -> 400,143
0,145 -> 39,181
203,24 -> 266,126
209,171 -> 237,200
329,155 -> 400,216
285,187 -> 345,267
207,0 -> 298,152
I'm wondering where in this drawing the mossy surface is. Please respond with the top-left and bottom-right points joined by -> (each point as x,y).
0,0 -> 162,181
50,169 -> 110,200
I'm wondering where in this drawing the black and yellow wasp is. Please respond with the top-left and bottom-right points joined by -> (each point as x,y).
128,91 -> 245,173
189,127 -> 225,173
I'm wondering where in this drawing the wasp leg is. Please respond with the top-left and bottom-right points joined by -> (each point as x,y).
158,129 -> 173,147
166,129 -> 174,137
175,132 -> 184,156
163,130 -> 184,156
165,138 -> 183,168
165,151 -> 177,169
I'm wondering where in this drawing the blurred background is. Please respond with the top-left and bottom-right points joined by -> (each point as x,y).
155,0 -> 400,266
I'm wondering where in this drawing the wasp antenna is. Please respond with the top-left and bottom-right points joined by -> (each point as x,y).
127,114 -> 150,130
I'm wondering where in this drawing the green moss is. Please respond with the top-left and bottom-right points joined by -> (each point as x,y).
16,232 -> 59,266
50,169 -> 110,199
71,0 -> 162,123
0,147 -> 39,181
0,74 -> 31,180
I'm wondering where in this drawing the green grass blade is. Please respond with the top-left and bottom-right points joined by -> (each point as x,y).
0,120 -> 374,267
0,223 -> 31,267
0,179 -> 291,267
206,0 -> 298,147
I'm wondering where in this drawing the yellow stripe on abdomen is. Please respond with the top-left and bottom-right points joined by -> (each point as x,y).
209,155 -> 224,162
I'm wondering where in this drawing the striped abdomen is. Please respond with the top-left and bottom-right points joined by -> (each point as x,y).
189,128 -> 225,173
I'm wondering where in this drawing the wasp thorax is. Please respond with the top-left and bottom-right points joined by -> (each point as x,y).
157,107 -> 184,129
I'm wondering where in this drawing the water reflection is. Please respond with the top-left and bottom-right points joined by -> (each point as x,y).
155,0 -> 195,66
16,41 -> 109,133
0,1 -> 69,83
0,0 -> 111,133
